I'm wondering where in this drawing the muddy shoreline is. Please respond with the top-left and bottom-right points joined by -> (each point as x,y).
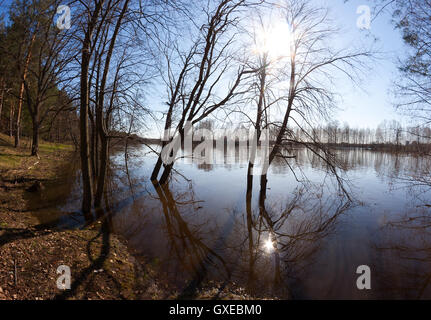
0,134 -> 160,299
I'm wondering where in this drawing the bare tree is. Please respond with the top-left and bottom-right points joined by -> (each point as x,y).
93,0 -> 131,208
151,0 -> 257,185
23,1 -> 77,156
78,0 -> 168,212
248,0 -> 373,196
79,0 -> 106,214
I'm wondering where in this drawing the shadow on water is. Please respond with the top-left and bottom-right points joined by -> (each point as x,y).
151,181 -> 232,299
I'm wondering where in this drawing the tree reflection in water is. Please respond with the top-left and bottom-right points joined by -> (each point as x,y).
65,146 -> 431,299
151,181 -> 231,299
83,145 -> 353,299
128,175 -> 350,298
244,172 -> 351,298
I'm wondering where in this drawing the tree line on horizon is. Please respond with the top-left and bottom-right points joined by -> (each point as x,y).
150,118 -> 431,148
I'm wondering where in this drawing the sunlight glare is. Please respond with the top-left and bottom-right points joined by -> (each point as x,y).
252,21 -> 292,61
264,237 -> 275,253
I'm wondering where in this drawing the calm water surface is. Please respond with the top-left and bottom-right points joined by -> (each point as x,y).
33,145 -> 431,299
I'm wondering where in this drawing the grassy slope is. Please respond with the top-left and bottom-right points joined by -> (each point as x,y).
0,132 -> 74,174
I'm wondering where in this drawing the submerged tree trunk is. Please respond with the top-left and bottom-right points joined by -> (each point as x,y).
159,126 -> 186,185
259,174 -> 267,204
94,0 -> 130,208
79,0 -> 105,214
159,163 -> 173,185
151,156 -> 163,181
158,143 -> 178,185
151,108 -> 174,181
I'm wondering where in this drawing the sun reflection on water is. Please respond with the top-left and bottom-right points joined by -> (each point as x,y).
264,237 -> 275,253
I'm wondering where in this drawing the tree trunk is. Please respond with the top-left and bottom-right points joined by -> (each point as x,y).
159,126 -> 186,185
0,79 -> 4,128
80,41 -> 94,214
94,0 -> 130,208
14,81 -> 25,148
159,163 -> 173,185
151,156 -> 163,181
79,0 -> 105,214
94,135 -> 108,208
265,60 -> 296,169
259,174 -> 267,204
15,32 -> 36,148
9,103 -> 14,138
247,59 -> 266,189
151,108 -> 174,181
31,117 -> 39,157
90,120 -> 97,180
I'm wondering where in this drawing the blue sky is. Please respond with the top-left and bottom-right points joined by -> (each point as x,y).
328,0 -> 406,128
0,0 -> 409,133
144,0 -> 409,137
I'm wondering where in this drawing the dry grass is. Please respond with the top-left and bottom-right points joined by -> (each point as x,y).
0,133 -> 74,180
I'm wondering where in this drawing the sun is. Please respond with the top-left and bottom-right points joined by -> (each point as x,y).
252,20 -> 292,61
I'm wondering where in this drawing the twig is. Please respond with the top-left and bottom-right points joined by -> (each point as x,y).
13,259 -> 17,286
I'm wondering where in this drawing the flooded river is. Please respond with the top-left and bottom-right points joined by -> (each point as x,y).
31,145 -> 431,299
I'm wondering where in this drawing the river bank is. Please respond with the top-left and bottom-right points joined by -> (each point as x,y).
0,133 -> 162,299
0,133 -> 256,300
